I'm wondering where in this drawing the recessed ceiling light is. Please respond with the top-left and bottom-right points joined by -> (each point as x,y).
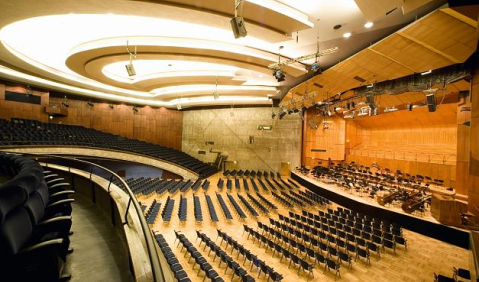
259,74 -> 263,78
343,32 -> 351,38
364,22 -> 373,28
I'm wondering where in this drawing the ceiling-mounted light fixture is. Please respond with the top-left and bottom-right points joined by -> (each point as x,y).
364,22 -> 373,28
61,95 -> 69,108
26,85 -> 32,96
273,46 -> 286,82
421,70 -> 432,76
109,104 -> 114,109
133,106 -> 139,113
125,40 -> 137,77
231,0 -> 247,38
87,100 -> 94,107
343,32 -> 352,38
279,108 -> 287,120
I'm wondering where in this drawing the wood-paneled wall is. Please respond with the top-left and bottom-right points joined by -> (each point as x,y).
0,82 -> 182,150
302,109 -> 346,167
49,98 -> 183,150
344,104 -> 459,188
468,64 -> 479,215
0,84 -> 50,123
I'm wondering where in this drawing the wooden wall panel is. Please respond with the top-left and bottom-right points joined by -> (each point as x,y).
302,109 -> 346,166
343,102 -> 458,188
468,65 -> 479,215
49,98 -> 183,150
0,81 -> 182,151
0,83 -> 49,123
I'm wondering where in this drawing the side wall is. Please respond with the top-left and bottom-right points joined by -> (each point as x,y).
0,82 -> 182,150
182,107 -> 301,171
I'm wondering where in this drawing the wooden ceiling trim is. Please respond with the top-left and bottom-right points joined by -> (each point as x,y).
396,32 -> 462,64
440,7 -> 478,28
370,34 -> 454,73
367,47 -> 416,74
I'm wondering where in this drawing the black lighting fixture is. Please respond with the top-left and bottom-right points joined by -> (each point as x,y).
287,109 -> 293,115
26,85 -> 32,97
61,95 -> 69,108
87,100 -> 94,107
300,105 -> 307,112
273,69 -> 285,82
311,62 -> 320,73
109,104 -> 114,109
279,109 -> 287,120
125,40 -> 137,77
133,106 -> 139,113
231,0 -> 247,38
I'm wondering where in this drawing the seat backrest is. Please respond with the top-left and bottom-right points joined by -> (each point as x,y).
0,181 -> 28,224
24,191 -> 46,225
0,207 -> 33,256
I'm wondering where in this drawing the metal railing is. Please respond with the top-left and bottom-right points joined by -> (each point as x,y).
1,151 -> 166,282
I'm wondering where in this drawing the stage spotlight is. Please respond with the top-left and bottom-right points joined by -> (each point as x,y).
273,70 -> 285,82
279,111 -> 287,120
109,104 -> 114,109
292,107 -> 299,113
87,100 -> 94,107
61,95 -> 69,108
125,63 -> 136,76
231,0 -> 247,38
133,106 -> 139,113
287,109 -> 293,115
177,103 -> 182,110
301,105 -> 307,112
311,62 -> 321,73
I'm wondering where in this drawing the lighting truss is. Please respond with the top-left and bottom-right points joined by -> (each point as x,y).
268,47 -> 338,70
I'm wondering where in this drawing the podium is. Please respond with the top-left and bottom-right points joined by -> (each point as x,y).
431,194 -> 467,226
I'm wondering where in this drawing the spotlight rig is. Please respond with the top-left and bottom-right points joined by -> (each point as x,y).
273,70 -> 285,82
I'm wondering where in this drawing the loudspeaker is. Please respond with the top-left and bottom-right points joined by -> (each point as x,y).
426,94 -> 436,112
230,17 -> 247,38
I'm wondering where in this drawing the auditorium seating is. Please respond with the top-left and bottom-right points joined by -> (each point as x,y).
145,199 -> 161,224
196,230 -> 254,281
0,153 -> 74,281
175,231 -> 224,282
0,118 -> 217,177
226,193 -> 247,219
204,195 -> 219,223
162,196 -> 175,222
154,233 -> 191,282
215,193 -> 233,220
178,195 -> 187,222
193,194 -> 203,222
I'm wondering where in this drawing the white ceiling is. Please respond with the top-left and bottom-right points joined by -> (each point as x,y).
0,0 -> 448,108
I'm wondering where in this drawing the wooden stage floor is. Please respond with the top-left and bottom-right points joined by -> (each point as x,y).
138,172 -> 470,282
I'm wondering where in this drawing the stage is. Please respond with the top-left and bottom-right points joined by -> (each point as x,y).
292,171 -> 471,249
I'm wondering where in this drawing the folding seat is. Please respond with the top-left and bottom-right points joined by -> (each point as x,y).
0,207 -> 69,281
383,239 -> 396,255
394,236 -> 407,252
326,258 -> 341,280
298,259 -> 314,277
338,250 -> 352,269
355,248 -> 371,265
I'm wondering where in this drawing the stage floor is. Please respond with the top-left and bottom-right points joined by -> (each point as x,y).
292,171 -> 440,224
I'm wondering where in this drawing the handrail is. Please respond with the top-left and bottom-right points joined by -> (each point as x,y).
0,151 -> 166,282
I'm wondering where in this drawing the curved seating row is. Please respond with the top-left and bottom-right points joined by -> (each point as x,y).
0,118 -> 217,178
0,153 -> 74,281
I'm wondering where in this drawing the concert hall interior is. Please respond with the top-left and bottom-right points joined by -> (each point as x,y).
1,1 -> 479,282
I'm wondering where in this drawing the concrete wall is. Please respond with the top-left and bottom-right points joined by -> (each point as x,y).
182,107 -> 302,172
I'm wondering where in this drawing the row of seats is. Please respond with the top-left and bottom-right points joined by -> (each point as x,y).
0,153 -> 74,281
162,197 -> 175,222
196,230 -> 254,282
215,193 -> 233,220
205,195 -> 219,222
255,193 -> 278,210
237,194 -> 259,217
242,225 -> 321,279
434,266 -> 471,282
226,193 -> 247,219
174,231 -> 225,282
178,196 -> 187,222
223,170 -> 281,179
154,234 -> 191,282
0,118 -> 217,177
246,194 -> 270,214
280,191 -> 309,207
215,229 -> 283,281
270,192 -> 294,208
145,199 -> 161,225
298,189 -> 330,206
193,194 -> 203,222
